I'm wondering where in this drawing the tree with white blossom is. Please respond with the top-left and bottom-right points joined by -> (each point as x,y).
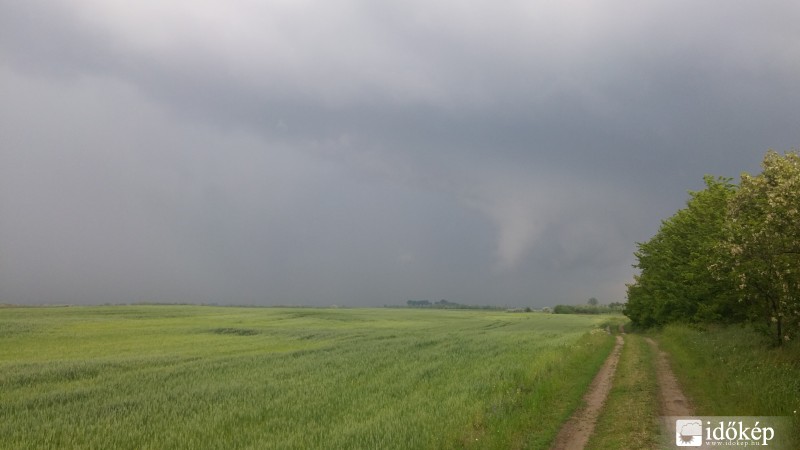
717,151 -> 800,344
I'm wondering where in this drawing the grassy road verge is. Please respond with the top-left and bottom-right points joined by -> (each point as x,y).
659,324 -> 800,445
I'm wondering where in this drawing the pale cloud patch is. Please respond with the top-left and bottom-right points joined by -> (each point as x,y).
454,171 -> 559,270
469,192 -> 548,270
457,167 -> 640,272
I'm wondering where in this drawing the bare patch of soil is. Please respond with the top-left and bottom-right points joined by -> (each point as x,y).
550,335 -> 625,450
645,337 -> 693,416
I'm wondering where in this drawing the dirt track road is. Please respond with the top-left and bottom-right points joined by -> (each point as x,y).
550,333 -> 693,449
550,335 -> 625,450
646,337 -> 693,417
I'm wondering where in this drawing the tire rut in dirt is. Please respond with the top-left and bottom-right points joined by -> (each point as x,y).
645,337 -> 693,417
550,335 -> 625,450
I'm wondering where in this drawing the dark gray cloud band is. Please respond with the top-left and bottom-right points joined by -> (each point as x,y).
1,0 -> 798,306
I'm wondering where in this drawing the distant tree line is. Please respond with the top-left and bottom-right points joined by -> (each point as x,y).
625,151 -> 800,344
552,301 -> 624,315
407,300 -> 434,307
405,300 -> 505,310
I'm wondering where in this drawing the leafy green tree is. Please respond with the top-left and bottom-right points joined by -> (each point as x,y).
715,151 -> 800,344
625,176 -> 738,327
587,297 -> 599,306
553,305 -> 575,314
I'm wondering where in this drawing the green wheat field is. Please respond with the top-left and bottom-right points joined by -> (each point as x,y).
0,306 -> 617,449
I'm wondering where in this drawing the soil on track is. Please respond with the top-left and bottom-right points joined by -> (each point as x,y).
550,335 -> 625,450
645,337 -> 693,417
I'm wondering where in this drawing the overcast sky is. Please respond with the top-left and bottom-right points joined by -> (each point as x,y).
1,1 -> 798,307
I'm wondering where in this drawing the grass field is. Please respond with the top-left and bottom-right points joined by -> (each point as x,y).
0,306 -> 616,449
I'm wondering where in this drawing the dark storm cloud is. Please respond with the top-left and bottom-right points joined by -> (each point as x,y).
1,0 -> 799,306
